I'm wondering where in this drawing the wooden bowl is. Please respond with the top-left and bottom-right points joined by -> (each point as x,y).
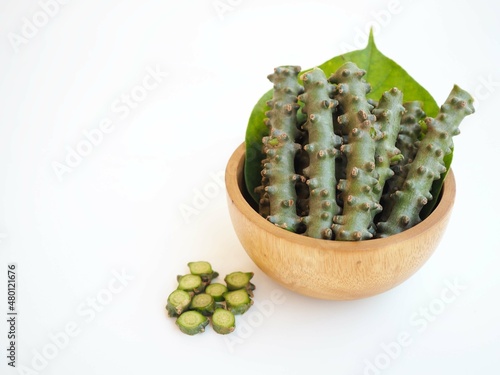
225,143 -> 456,300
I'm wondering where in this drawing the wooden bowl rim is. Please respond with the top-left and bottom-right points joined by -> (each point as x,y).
225,142 -> 456,253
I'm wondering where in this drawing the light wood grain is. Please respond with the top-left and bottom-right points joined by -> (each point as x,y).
225,143 -> 456,300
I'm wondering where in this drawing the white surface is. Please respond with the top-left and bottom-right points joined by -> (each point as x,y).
1,0 -> 499,374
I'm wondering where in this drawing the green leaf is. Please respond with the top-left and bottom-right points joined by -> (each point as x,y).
244,31 -> 441,213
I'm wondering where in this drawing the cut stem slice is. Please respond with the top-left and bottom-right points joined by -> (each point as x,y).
224,272 -> 255,295
189,293 -> 215,316
166,289 -> 192,317
188,261 -> 219,282
205,283 -> 228,302
223,289 -> 253,315
177,274 -> 205,294
212,308 -> 236,335
175,311 -> 209,335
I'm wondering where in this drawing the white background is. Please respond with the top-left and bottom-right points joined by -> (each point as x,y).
1,0 -> 499,374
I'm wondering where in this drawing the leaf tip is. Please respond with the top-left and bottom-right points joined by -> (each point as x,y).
368,27 -> 376,48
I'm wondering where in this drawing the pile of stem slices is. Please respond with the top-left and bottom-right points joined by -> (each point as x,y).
246,34 -> 475,241
166,261 -> 255,336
